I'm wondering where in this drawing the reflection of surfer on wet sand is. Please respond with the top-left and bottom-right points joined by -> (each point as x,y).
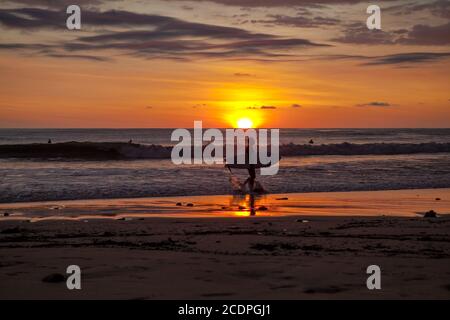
230,194 -> 258,216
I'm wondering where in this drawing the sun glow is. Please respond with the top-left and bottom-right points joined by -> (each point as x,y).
236,118 -> 253,129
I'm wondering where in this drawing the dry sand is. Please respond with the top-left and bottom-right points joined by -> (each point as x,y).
0,189 -> 449,299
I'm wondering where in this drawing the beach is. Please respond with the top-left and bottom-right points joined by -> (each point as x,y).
1,189 -> 449,299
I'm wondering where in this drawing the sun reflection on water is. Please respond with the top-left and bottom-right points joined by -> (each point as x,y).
229,194 -> 267,217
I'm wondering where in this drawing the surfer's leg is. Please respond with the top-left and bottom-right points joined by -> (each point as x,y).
249,167 -> 256,179
242,177 -> 250,190
248,166 -> 256,193
249,178 -> 255,192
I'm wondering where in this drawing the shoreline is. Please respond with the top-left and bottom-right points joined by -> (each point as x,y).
0,188 -> 448,221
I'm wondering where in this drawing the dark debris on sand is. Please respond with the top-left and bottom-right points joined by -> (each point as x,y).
42,273 -> 66,283
424,210 -> 438,218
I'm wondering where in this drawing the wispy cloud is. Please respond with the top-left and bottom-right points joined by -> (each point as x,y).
3,0 -> 104,8
363,52 -> 450,65
385,0 -> 450,19
397,22 -> 450,45
192,103 -> 208,108
162,0 -> 397,7
1,5 -> 448,67
332,23 -> 396,45
234,72 -> 253,77
333,21 -> 450,46
356,101 -> 392,107
251,14 -> 340,28
0,8 -> 328,61
260,105 -> 277,109
247,105 -> 277,109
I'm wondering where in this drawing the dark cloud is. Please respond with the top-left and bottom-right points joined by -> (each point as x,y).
4,0 -> 104,8
363,52 -> 450,65
386,0 -> 450,19
333,21 -> 450,46
2,6 -> 447,66
0,7 -> 64,28
332,23 -> 396,45
0,7 -> 327,61
162,0 -> 396,7
397,23 -> 450,45
0,43 -> 51,50
251,14 -> 340,28
291,104 -> 302,108
67,40 -> 313,61
216,38 -> 327,50
299,51 -> 450,66
0,7 -> 334,38
234,73 -> 253,77
260,105 -> 277,109
0,43 -> 109,61
192,103 -> 208,108
356,102 -> 391,107
44,53 -> 110,61
246,105 -> 277,109
0,8 -> 212,30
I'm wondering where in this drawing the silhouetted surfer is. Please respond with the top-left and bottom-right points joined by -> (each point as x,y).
243,164 -> 256,192
242,143 -> 256,192
48,139 -> 52,144
226,138 -> 268,194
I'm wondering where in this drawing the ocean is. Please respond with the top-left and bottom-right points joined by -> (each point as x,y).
1,128 -> 449,203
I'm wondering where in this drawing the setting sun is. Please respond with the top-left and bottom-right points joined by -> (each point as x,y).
237,118 -> 253,129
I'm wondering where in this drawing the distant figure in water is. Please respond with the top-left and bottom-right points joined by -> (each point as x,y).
309,139 -> 314,144
128,139 -> 133,144
48,139 -> 52,144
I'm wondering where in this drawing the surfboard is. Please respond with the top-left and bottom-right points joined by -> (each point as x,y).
225,163 -> 271,169
225,156 -> 281,169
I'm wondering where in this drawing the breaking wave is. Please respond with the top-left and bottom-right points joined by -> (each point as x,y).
0,141 -> 449,160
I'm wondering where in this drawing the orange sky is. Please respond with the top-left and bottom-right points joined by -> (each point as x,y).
0,0 -> 449,128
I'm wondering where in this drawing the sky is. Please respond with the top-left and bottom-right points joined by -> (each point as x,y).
0,0 -> 449,128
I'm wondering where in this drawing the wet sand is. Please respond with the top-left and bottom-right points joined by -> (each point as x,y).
0,189 -> 449,299
1,188 -> 449,220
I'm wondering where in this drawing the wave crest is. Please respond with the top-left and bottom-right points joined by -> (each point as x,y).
0,141 -> 449,160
